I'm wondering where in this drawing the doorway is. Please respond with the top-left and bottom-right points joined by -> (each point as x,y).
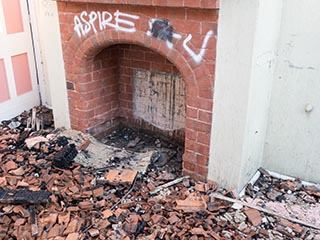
0,0 -> 40,120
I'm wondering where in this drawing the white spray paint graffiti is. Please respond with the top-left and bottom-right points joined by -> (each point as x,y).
146,18 -> 214,63
183,30 -> 214,64
74,12 -> 214,63
74,10 -> 139,37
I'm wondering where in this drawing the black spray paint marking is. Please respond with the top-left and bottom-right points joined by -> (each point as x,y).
150,19 -> 173,42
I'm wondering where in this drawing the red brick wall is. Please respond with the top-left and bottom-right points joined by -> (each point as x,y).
56,0 -> 219,9
118,44 -> 179,119
57,1 -> 219,181
78,44 -> 181,138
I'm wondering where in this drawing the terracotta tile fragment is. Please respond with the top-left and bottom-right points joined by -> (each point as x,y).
47,224 -> 64,238
16,225 -> 32,239
63,219 -> 80,235
102,209 -> 113,219
3,205 -> 14,213
147,182 -> 156,191
279,218 -> 303,234
79,200 -> 94,210
93,186 -> 104,198
77,139 -> 91,151
190,227 -> 208,237
244,209 -> 262,226
68,186 -> 79,193
0,215 -> 11,225
209,231 -> 222,240
39,213 -> 58,225
304,185 -> 320,198
151,214 -> 163,224
124,214 -> 140,233
194,182 -> 205,192
9,166 -> 25,176
114,208 -> 127,217
6,176 -> 19,185
168,214 -> 180,224
280,180 -> 298,191
66,233 -> 80,240
95,219 -> 111,229
0,177 -> 6,185
88,228 -> 100,237
96,199 -> 106,208
105,169 -> 137,185
157,172 -> 176,181
259,229 -> 269,236
141,213 -> 151,222
12,205 -> 24,214
175,193 -> 207,212
17,180 -> 29,187
67,206 -> 79,212
53,237 -> 65,240
14,218 -> 25,226
58,211 -> 70,225
16,154 -> 24,162
81,190 -> 93,197
4,160 -> 17,171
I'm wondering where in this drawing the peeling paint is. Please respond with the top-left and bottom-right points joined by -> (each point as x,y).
133,69 -> 185,131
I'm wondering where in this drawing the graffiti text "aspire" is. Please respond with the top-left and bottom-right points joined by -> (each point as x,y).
74,10 -> 139,37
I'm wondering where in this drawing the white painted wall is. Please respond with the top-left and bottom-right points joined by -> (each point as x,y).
208,0 -> 282,190
263,0 -> 320,183
32,0 -> 70,128
210,0 -> 320,190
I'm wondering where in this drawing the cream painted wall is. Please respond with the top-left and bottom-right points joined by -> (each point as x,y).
263,0 -> 320,183
208,0 -> 282,190
208,0 -> 258,190
32,0 -> 70,128
210,0 -> 320,190
239,0 -> 282,188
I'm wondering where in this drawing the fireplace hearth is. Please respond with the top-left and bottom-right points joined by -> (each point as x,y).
57,0 -> 219,180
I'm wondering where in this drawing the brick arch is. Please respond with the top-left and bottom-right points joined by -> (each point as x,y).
65,30 -> 202,90
64,29 -> 213,181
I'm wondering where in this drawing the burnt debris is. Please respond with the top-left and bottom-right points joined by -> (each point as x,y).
0,106 -> 319,239
0,188 -> 51,204
52,144 -> 78,169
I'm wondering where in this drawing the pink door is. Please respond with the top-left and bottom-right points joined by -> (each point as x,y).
0,0 -> 40,120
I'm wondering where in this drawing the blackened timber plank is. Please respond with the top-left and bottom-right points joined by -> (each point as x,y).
0,188 -> 51,204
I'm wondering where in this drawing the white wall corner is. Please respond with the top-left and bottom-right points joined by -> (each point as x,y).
238,0 -> 283,188
208,0 -> 282,191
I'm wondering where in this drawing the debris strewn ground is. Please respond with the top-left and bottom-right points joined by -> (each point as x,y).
0,106 -> 320,239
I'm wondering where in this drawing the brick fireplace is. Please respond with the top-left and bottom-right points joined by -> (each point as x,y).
56,0 -> 219,180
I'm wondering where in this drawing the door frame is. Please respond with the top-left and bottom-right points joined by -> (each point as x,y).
25,0 -> 48,106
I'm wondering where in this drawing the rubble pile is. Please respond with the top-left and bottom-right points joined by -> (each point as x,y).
246,168 -> 320,206
0,107 -> 319,239
245,168 -> 320,237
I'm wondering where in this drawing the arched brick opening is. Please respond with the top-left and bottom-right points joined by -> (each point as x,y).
59,4 -> 217,181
